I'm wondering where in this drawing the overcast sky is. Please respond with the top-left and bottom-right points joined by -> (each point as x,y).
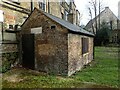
74,0 -> 120,25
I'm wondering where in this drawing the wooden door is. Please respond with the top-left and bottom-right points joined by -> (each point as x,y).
22,34 -> 35,69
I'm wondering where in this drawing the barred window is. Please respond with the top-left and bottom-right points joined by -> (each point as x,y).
82,38 -> 89,54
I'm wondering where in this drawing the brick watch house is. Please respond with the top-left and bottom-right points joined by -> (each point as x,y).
21,8 -> 94,76
0,0 -> 81,73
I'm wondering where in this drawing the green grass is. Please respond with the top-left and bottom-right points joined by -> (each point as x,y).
2,47 -> 119,88
71,47 -> 119,88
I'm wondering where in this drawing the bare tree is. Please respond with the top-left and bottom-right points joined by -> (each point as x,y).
98,0 -> 104,31
88,0 -> 97,34
98,0 -> 100,31
87,0 -> 103,34
88,7 -> 95,33
79,13 -> 83,26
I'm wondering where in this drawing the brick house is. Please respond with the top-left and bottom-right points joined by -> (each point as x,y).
0,0 -> 81,72
21,8 -> 94,76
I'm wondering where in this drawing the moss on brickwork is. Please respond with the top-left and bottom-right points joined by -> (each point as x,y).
0,52 -> 18,73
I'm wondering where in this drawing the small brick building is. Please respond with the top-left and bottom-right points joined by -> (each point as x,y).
21,8 -> 94,76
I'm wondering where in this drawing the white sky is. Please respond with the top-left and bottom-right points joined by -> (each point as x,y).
74,0 -> 120,25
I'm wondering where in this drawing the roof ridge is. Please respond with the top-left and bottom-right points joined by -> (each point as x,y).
23,8 -> 94,36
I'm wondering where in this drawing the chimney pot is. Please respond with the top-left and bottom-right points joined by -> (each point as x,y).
105,7 -> 109,9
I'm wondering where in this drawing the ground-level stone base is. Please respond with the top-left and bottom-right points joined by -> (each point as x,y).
0,42 -> 18,73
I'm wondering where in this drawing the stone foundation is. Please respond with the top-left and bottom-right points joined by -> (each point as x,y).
0,42 -> 18,73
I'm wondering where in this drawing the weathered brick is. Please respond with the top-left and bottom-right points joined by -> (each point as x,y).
21,8 -> 94,76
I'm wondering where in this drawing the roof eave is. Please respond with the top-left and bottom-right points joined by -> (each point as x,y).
68,30 -> 95,37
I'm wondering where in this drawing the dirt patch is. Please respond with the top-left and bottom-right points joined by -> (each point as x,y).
2,68 -> 48,83
2,68 -> 118,88
3,74 -> 24,83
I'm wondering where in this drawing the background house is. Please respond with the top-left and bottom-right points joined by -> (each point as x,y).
0,0 -> 80,41
85,7 -> 120,44
21,8 -> 94,76
85,7 -> 119,33
0,0 -> 37,72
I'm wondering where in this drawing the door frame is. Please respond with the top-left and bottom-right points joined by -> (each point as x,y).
22,34 -> 35,69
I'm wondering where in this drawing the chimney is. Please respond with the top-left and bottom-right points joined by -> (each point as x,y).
105,7 -> 109,9
67,13 -> 74,24
67,1 -> 76,25
76,10 -> 80,26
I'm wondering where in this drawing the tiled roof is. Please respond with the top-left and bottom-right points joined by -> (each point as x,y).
41,9 -> 94,36
22,8 -> 94,36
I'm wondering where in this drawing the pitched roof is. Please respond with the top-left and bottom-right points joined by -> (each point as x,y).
22,8 -> 94,36
85,9 -> 106,29
85,7 -> 119,29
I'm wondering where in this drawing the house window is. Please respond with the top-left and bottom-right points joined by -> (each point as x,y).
38,0 -> 46,11
61,13 -> 64,19
9,25 -> 14,29
48,1 -> 50,13
51,25 -> 56,29
0,10 -> 4,22
82,38 -> 89,54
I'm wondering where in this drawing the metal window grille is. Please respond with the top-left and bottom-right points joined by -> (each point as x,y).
82,38 -> 89,54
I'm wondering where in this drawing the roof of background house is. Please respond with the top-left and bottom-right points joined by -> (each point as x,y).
22,8 -> 94,37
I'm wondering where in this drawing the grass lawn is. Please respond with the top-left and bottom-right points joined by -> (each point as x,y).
2,47 -> 119,88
